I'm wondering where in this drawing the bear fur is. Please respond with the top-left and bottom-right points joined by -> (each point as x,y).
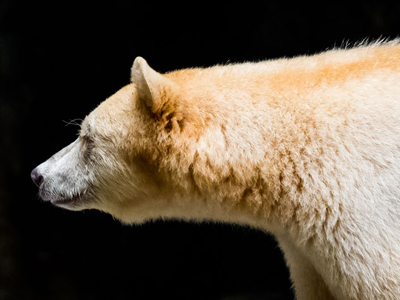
32,41 -> 400,300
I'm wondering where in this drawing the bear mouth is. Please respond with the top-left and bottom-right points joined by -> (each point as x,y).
39,186 -> 88,211
50,195 -> 87,211
52,197 -> 76,206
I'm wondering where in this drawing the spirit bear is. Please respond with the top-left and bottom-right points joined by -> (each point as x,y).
31,41 -> 400,300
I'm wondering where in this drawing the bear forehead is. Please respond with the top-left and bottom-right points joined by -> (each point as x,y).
78,84 -> 138,139
97,84 -> 136,115
90,84 -> 136,123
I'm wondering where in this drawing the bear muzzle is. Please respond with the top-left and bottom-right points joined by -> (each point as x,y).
31,165 -> 84,210
30,139 -> 93,211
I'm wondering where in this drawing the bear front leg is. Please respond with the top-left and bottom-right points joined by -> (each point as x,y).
277,236 -> 336,300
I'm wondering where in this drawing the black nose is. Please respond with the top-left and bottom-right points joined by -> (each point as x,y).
31,168 -> 44,187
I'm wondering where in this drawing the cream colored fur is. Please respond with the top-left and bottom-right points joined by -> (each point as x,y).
35,41 -> 400,300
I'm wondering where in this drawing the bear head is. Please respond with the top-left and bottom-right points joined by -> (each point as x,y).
31,57 -> 208,223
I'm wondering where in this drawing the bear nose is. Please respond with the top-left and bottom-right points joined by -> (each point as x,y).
31,168 -> 44,187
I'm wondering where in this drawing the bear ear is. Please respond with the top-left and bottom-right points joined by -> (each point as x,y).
131,57 -> 175,113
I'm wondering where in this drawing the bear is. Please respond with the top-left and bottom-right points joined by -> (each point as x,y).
31,40 -> 400,300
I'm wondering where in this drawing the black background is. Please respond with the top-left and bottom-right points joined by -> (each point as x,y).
2,1 -> 400,300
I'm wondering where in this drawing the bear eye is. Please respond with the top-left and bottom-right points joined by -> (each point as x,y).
79,124 -> 94,155
81,132 -> 93,144
79,124 -> 92,141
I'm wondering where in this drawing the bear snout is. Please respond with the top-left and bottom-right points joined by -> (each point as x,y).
31,167 -> 44,187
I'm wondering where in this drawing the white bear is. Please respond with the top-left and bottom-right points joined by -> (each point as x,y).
32,41 -> 400,300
